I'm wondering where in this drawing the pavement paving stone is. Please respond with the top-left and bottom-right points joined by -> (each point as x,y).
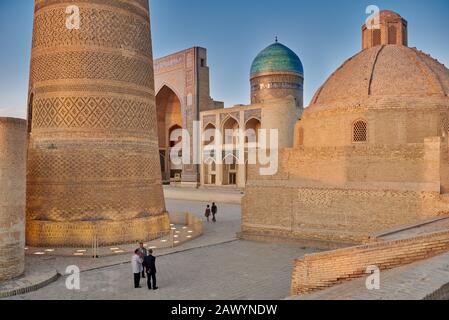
3,194 -> 448,300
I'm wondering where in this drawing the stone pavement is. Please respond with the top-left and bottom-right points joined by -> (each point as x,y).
8,241 -> 318,300
0,271 -> 59,298
5,197 -> 448,300
293,252 -> 449,300
164,186 -> 243,204
18,199 -> 242,278
4,199 -> 321,300
25,223 -> 197,258
377,216 -> 449,241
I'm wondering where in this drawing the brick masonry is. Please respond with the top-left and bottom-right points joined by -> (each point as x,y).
242,11 -> 449,296
154,47 -> 224,184
291,229 -> 449,295
26,214 -> 170,248
0,118 -> 27,282
26,0 -> 167,246
242,11 -> 449,245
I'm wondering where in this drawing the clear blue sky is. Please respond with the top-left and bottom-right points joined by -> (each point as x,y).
1,0 -> 449,119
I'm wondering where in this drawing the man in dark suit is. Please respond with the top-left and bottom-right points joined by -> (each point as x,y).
143,249 -> 158,290
211,202 -> 218,223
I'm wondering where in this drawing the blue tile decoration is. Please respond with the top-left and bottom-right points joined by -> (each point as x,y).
250,42 -> 304,77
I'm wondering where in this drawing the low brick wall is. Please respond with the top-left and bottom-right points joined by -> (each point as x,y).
169,212 -> 203,244
291,229 -> 449,295
425,282 -> 449,300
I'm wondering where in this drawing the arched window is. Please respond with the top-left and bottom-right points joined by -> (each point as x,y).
353,120 -> 368,143
245,118 -> 261,145
388,25 -> 397,44
373,29 -> 381,46
203,123 -> 216,146
222,117 -> 239,146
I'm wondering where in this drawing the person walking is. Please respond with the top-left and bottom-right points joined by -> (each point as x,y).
211,202 -> 218,223
204,205 -> 211,223
143,249 -> 158,290
137,242 -> 148,278
132,249 -> 143,288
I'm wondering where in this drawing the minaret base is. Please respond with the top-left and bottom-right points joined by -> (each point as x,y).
26,214 -> 170,247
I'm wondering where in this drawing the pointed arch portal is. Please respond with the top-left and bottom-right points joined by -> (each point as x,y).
156,85 -> 183,182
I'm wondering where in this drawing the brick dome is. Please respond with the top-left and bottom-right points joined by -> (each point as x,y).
309,45 -> 449,110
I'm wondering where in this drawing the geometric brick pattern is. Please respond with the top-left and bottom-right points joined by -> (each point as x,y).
33,6 -> 152,54
244,109 -> 262,124
26,181 -> 165,223
26,215 -> 171,248
32,97 -> 156,134
35,0 -> 150,19
27,150 -> 160,182
353,120 -> 367,142
27,0 -> 167,246
30,51 -> 153,88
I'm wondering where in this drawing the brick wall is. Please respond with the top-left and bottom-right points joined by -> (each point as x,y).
248,141 -> 442,186
291,230 -> 449,295
242,184 -> 444,244
0,118 -> 27,282
242,138 -> 448,244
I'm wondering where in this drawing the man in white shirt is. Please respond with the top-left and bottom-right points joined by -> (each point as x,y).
132,249 -> 143,288
137,242 -> 148,279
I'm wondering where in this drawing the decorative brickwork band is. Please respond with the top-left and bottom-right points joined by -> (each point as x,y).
27,0 -> 167,246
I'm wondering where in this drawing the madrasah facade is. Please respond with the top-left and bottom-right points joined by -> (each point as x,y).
153,41 -> 304,188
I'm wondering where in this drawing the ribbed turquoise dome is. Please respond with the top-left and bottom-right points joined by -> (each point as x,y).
250,42 -> 304,77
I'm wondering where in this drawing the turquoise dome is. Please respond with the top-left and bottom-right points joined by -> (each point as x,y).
250,42 -> 304,77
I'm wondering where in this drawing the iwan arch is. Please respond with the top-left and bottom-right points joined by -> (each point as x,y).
155,42 -> 304,188
154,48 -> 224,186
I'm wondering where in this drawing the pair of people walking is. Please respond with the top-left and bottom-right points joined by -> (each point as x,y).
132,242 -> 158,290
205,202 -> 218,223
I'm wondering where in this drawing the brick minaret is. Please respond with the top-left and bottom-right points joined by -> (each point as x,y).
27,0 -> 168,246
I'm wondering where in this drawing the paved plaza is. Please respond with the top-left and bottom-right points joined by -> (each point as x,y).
11,241 -> 316,300
3,196 -> 448,300
4,198 -> 319,300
